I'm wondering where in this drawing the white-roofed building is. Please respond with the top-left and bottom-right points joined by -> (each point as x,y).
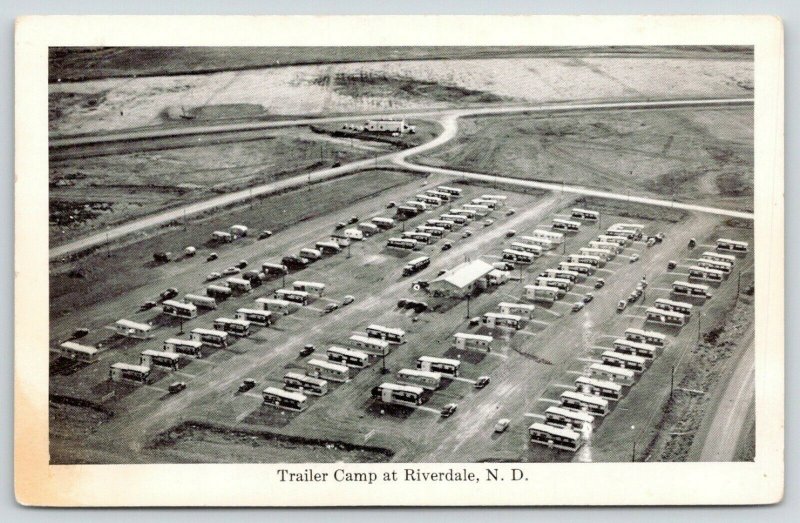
428,259 -> 496,298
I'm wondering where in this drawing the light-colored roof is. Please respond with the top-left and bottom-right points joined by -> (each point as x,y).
432,259 -> 495,289
114,319 -> 152,331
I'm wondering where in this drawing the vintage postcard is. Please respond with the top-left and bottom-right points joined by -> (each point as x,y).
15,15 -> 783,506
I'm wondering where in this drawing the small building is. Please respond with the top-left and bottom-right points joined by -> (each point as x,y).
428,259 -> 496,298
364,119 -> 416,134
498,302 -> 535,318
453,332 -> 493,352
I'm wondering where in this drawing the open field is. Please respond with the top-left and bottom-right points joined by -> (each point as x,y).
49,129 -> 389,246
49,51 -> 752,135
416,106 -> 753,213
49,171 -> 754,464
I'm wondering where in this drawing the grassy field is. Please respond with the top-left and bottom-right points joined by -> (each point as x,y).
50,169 -> 754,464
417,106 -> 753,212
50,46 -> 752,82
49,50 -> 752,135
49,130 -> 383,246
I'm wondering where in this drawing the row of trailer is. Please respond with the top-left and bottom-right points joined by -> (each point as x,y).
263,324 -> 406,412
529,327 -> 670,452
532,236 -> 748,450
394,185 -> 466,220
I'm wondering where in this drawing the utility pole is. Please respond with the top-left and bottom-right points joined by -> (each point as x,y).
632,441 -> 636,462
697,313 -> 702,344
282,271 -> 286,289
465,294 -> 471,319
347,242 -> 351,259
670,365 -> 675,399
178,317 -> 184,335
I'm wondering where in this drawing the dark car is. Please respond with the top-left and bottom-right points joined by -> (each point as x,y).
667,260 -> 678,270
655,232 -> 665,243
469,316 -> 481,327
207,252 -> 219,262
348,216 -> 359,225
299,344 -> 315,357
335,222 -> 346,230
238,379 -> 256,393
474,376 -> 491,389
258,230 -> 273,240
583,293 -> 594,303
282,255 -> 308,270
160,288 -> 178,301
405,300 -> 429,313
440,403 -> 458,418
71,328 -> 90,339
441,241 -> 453,251
397,299 -> 408,308
594,278 -> 606,289
688,238 -> 697,249
168,382 -> 187,394
139,300 -> 158,311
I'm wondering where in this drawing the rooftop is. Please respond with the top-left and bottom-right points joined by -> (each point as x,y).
432,259 -> 495,289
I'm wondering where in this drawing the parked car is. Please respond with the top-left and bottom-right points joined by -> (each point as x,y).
324,303 -> 339,314
594,278 -> 606,289
493,262 -> 514,271
71,328 -> 90,339
617,300 -> 627,312
236,260 -> 248,269
139,300 -> 157,311
299,344 -> 315,357
494,419 -> 511,433
441,241 -> 453,251
387,201 -> 396,209
335,222 -> 346,230
572,302 -> 584,312
667,260 -> 677,270
475,376 -> 491,389
258,230 -> 273,240
168,382 -> 186,394
440,403 -> 458,418
646,237 -> 657,247
206,272 -> 222,281
342,295 -> 354,306
483,219 -> 495,227
628,293 -> 638,303
655,232 -> 665,243
506,208 -> 516,216
462,229 -> 473,238
206,252 -> 218,262
222,267 -> 240,275
639,278 -> 648,289
397,299 -> 408,309
688,238 -> 697,249
160,288 -> 178,301
629,253 -> 640,263
469,316 -> 481,327
348,216 -> 359,224
505,229 -> 517,238
583,293 -> 594,303
238,379 -> 256,392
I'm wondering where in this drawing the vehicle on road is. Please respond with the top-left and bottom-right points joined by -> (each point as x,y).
238,379 -> 256,392
462,229 -> 472,238
483,219 -> 494,227
646,237 -> 656,247
342,295 -> 354,306
494,419 -> 510,433
440,403 -> 458,418
324,303 -> 339,314
139,300 -> 157,311
506,209 -> 516,216
207,252 -> 218,262
630,253 -> 640,263
387,201 -> 396,209
168,382 -> 186,394
688,238 -> 697,249
505,230 -> 517,238
206,272 -> 222,281
583,293 -> 594,303
667,260 -> 678,270
441,241 -> 453,251
160,288 -> 178,301
572,302 -> 584,312
594,279 -> 606,289
617,300 -> 627,312
258,230 -> 273,240
299,344 -> 315,357
475,376 -> 491,389
222,267 -> 240,275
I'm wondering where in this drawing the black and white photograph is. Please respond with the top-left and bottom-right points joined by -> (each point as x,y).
14,15 -> 783,506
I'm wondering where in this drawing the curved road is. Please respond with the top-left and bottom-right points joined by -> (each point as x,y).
50,97 -> 754,260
